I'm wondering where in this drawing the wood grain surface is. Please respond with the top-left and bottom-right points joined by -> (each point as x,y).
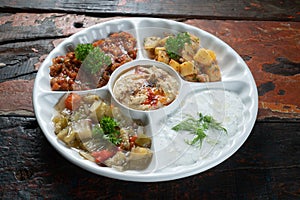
1,0 -> 299,21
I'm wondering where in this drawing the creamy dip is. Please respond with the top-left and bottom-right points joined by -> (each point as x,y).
113,65 -> 179,110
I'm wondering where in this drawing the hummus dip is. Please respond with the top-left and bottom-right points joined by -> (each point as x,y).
113,65 -> 179,110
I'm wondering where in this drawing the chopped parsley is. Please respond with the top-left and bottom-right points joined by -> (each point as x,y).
172,113 -> 227,147
75,44 -> 112,75
75,43 -> 94,61
165,32 -> 191,60
100,116 -> 122,145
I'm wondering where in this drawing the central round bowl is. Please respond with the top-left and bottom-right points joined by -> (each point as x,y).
108,59 -> 183,123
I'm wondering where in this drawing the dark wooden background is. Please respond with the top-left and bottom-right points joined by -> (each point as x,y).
0,0 -> 300,199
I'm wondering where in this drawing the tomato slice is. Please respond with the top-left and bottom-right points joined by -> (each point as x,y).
91,150 -> 115,164
64,93 -> 81,111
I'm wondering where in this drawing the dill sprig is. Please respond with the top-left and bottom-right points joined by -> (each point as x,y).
172,113 -> 227,147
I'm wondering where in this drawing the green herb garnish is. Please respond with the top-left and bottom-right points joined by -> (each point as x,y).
100,116 -> 122,145
172,113 -> 227,147
75,44 -> 112,75
82,47 -> 111,74
165,32 -> 191,60
75,43 -> 94,61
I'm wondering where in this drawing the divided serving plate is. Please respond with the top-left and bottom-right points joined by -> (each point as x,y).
33,17 -> 258,182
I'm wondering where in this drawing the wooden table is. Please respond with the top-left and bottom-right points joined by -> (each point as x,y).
0,1 -> 299,199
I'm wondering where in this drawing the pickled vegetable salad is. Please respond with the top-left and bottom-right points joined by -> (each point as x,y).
52,93 -> 152,171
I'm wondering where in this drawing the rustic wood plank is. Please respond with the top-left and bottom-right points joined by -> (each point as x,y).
0,13 -> 123,44
1,0 -> 299,21
0,80 -> 34,116
0,117 -> 299,199
0,39 -> 54,81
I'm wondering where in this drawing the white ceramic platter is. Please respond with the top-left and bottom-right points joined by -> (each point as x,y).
33,18 -> 258,182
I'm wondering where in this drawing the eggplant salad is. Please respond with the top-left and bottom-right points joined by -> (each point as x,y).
52,93 -> 152,171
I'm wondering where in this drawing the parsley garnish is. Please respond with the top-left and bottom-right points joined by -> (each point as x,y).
100,116 -> 122,145
75,44 -> 112,75
75,43 -> 94,61
165,32 -> 191,60
172,113 -> 227,147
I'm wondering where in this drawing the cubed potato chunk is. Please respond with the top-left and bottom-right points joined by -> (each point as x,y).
154,47 -> 166,56
169,59 -> 180,72
180,61 -> 196,76
193,48 -> 214,66
156,50 -> 170,64
206,49 -> 217,61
